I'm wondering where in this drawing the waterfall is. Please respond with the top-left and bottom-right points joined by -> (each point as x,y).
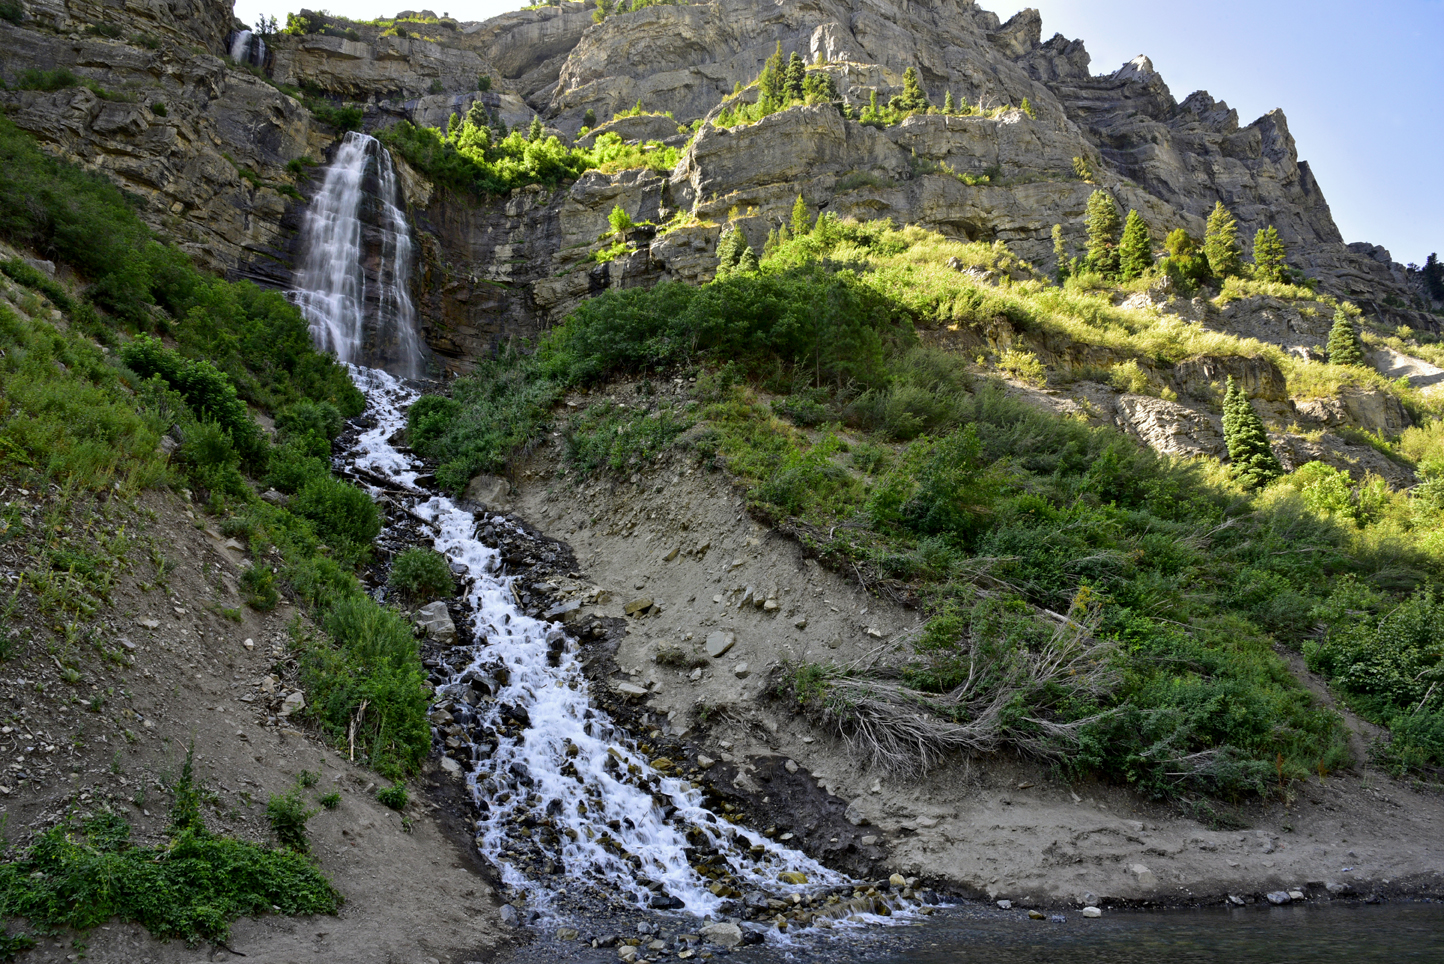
343,372 -> 869,924
228,29 -> 267,67
292,132 -> 426,379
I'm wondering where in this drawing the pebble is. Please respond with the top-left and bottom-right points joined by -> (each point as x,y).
705,631 -> 735,658
1265,891 -> 1292,905
733,662 -> 750,678
1028,910 -> 1046,920
996,900 -> 1012,910
1082,906 -> 1102,918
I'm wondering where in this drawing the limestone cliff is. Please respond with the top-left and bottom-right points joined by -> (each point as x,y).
0,0 -> 1433,361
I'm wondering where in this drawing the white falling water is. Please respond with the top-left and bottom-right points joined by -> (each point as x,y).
343,370 -> 855,919
229,29 -> 266,66
293,133 -> 425,379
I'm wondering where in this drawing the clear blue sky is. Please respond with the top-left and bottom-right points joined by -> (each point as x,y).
234,0 -> 1442,264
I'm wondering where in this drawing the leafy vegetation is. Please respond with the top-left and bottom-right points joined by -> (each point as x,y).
407,212 -> 1444,796
377,99 -> 679,198
0,753 -> 339,949
388,547 -> 455,603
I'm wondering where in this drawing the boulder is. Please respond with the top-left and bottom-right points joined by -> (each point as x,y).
699,922 -> 743,948
415,601 -> 457,643
704,631 -> 735,658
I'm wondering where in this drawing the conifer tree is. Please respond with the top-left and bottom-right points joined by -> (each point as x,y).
1019,96 -> 1034,118
528,116 -> 543,142
891,66 -> 929,112
1222,376 -> 1283,488
784,51 -> 805,102
1118,209 -> 1153,281
583,107 -> 596,128
715,227 -> 744,273
790,194 -> 810,238
943,90 -> 956,113
446,112 -> 461,139
1251,225 -> 1287,283
1084,190 -> 1122,278
737,244 -> 760,273
758,41 -> 785,109
1325,307 -> 1365,366
1204,201 -> 1242,280
1052,224 -> 1070,283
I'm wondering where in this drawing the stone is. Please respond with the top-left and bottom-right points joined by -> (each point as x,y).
260,488 -> 288,506
1325,881 -> 1350,895
414,602 -> 457,644
664,546 -> 680,561
1028,910 -> 1046,920
762,598 -> 779,611
243,638 -> 255,650
616,682 -> 649,698
996,900 -> 1012,910
617,945 -> 638,962
699,922 -> 743,948
705,631 -> 735,658
1265,891 -> 1292,905
545,599 -> 583,622
499,904 -> 519,927
689,667 -> 703,681
793,617 -> 807,630
696,754 -> 715,768
844,801 -> 870,826
1129,863 -> 1158,889
440,756 -> 462,774
783,759 -> 798,774
279,691 -> 306,717
1227,895 -> 1246,906
556,927 -> 579,941
1082,906 -> 1102,918
859,835 -> 878,846
624,597 -> 654,615
733,662 -> 750,678
889,873 -> 907,887
777,870 -> 807,885
1288,889 -> 1305,901
135,618 -> 160,630
222,538 -> 245,552
465,474 -> 511,506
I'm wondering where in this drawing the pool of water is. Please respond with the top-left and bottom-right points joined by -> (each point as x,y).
862,901 -> 1444,964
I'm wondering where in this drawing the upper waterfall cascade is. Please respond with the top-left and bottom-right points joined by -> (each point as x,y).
227,29 -> 267,67
292,132 -> 427,379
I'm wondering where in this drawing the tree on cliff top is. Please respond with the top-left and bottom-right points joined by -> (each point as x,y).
889,66 -> 929,113
1222,376 -> 1283,488
1204,201 -> 1242,279
784,51 -> 805,102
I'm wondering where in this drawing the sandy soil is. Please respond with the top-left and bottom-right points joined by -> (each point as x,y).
0,486 -> 504,963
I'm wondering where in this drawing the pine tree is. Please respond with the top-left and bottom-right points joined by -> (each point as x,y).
1084,190 -> 1122,278
784,51 -> 805,102
528,116 -> 544,142
1118,209 -> 1153,281
891,66 -> 929,112
1252,225 -> 1287,283
758,41 -> 785,109
1221,376 -> 1283,488
737,244 -> 760,273
1325,307 -> 1365,366
1051,224 -> 1070,284
446,112 -> 461,138
789,194 -> 810,238
583,107 -> 596,128
715,228 -> 744,273
1019,96 -> 1034,118
1423,253 -> 1444,301
1204,201 -> 1242,280
943,90 -> 955,113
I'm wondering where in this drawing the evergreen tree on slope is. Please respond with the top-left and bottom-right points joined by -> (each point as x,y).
1118,209 -> 1153,281
1325,307 -> 1365,367
1222,376 -> 1283,488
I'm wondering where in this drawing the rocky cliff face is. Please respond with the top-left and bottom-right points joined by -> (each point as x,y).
0,0 -> 1433,364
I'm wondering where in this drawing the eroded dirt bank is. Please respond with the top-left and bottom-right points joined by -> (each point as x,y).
486,437 -> 1444,912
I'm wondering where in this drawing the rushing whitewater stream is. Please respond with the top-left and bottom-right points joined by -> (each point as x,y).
288,133 -> 1444,963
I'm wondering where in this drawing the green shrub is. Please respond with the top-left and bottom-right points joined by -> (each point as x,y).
176,420 -> 247,496
290,475 -> 381,548
17,68 -> 80,92
150,101 -> 167,117
0,0 -> 24,23
276,398 -> 344,443
266,788 -> 318,851
265,440 -> 329,492
375,783 -> 408,810
388,547 -> 454,602
319,791 -> 341,810
240,565 -> 279,610
0,257 -> 72,311
477,74 -> 491,91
